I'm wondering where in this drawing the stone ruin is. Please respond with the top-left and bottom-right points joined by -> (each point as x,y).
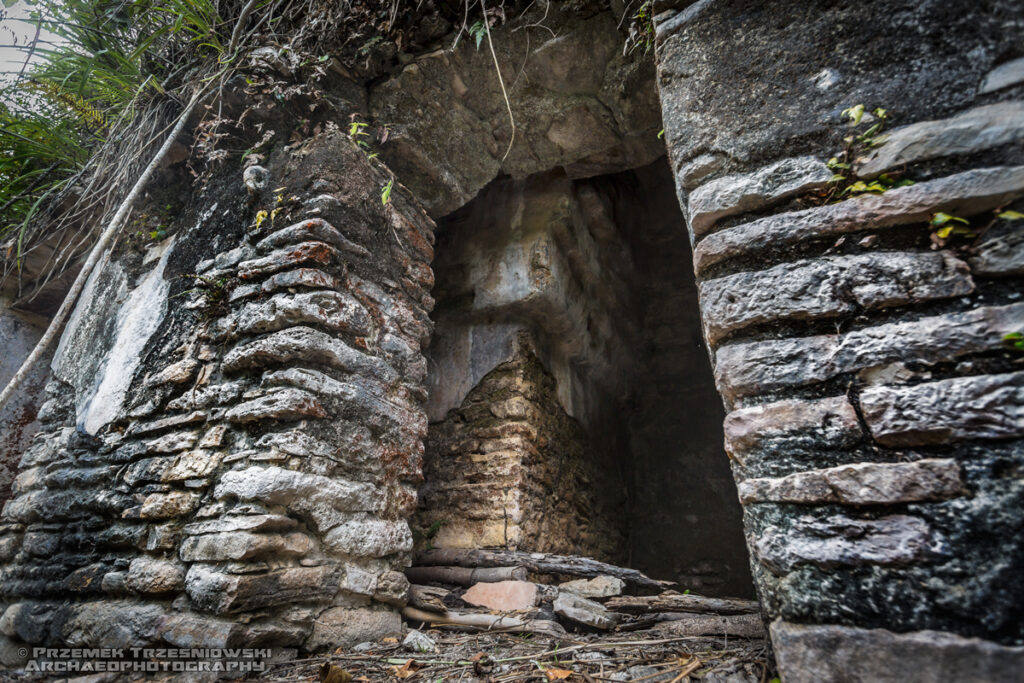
0,1 -> 1022,680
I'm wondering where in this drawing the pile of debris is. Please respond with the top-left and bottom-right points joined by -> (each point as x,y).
261,550 -> 770,682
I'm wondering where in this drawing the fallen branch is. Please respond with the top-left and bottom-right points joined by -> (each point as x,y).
405,565 -> 527,586
606,591 -> 760,615
401,606 -> 565,637
414,549 -> 673,592
650,613 -> 765,639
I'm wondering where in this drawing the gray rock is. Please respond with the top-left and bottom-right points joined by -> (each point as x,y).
222,325 -> 396,382
125,556 -> 186,594
185,563 -> 341,614
755,514 -> 940,574
687,156 -> 831,236
61,602 -> 165,648
237,241 -> 337,279
553,592 -> 617,630
652,613 -> 765,639
126,410 -> 206,437
402,629 -> 437,653
859,102 -> 1024,177
214,290 -> 373,340
558,575 -> 625,598
723,396 -> 862,457
323,518 -> 413,557
214,466 -> 381,530
980,58 -> 1024,94
158,613 -> 239,648
770,620 -> 1024,683
860,371 -> 1024,446
693,166 -> 1024,273
257,218 -> 370,257
374,570 -> 410,607
144,430 -> 199,453
183,513 -> 297,535
678,152 -> 726,190
305,606 -> 401,651
700,251 -> 973,343
969,218 -> 1024,276
224,388 -> 327,423
714,303 -> 1024,400
738,459 -> 964,505
179,531 -> 313,562
137,491 -> 201,520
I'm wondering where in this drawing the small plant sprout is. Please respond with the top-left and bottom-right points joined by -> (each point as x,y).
253,209 -> 269,231
841,104 -> 866,125
997,210 -> 1024,220
1004,332 -> 1024,351
381,179 -> 394,205
468,21 -> 487,50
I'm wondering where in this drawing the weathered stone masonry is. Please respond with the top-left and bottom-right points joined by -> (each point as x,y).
654,0 -> 1024,679
0,132 -> 436,653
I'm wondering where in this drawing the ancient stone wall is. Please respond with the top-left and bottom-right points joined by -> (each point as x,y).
654,0 -> 1024,678
0,131 -> 435,658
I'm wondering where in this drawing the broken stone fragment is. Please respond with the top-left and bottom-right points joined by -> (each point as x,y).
558,575 -> 624,599
979,58 -> 1024,94
860,371 -> 1024,446
755,514 -> 941,574
258,218 -> 371,257
693,166 -> 1024,273
125,556 -> 186,594
858,101 -> 1024,177
323,518 -> 414,557
185,563 -> 341,614
402,629 -> 437,653
137,491 -> 201,520
687,156 -> 831,236
374,570 -> 411,607
183,513 -> 297,535
462,580 -> 539,611
737,459 -> 964,505
214,290 -> 374,340
969,219 -> 1024,276
60,601 -> 165,648
305,606 -> 402,651
700,251 -> 974,343
553,592 -> 617,630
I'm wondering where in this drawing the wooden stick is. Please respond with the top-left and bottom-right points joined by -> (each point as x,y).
401,606 -> 565,637
413,549 -> 673,592
605,591 -> 759,615
405,565 -> 527,586
650,613 -> 765,639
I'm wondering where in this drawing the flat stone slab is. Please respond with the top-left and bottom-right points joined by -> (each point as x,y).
688,156 -> 831,236
969,219 -> 1024,277
737,459 -> 964,505
770,620 -> 1024,683
723,395 -> 862,457
257,218 -> 370,257
693,166 -> 1024,273
554,592 -> 617,630
559,575 -> 625,598
858,101 -> 1024,177
860,371 -> 1024,446
214,290 -> 373,340
715,302 -> 1024,400
462,580 -> 539,611
700,251 -> 973,343
755,514 -> 938,574
980,58 -> 1024,94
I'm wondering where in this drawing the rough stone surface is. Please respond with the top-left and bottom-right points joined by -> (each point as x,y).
770,620 -> 1024,683
222,325 -> 394,381
715,303 -> 1024,399
402,629 -> 437,653
860,372 -> 1024,446
723,396 -> 862,458
738,459 -> 964,505
700,251 -> 974,342
755,515 -> 940,574
305,607 -> 401,651
257,218 -> 370,257
558,576 -> 624,599
980,58 -> 1024,94
462,581 -> 539,612
693,166 -> 1024,273
687,157 -> 831,236
237,241 -> 337,279
969,218 -> 1024,276
858,102 -> 1024,177
125,557 -> 186,594
553,592 -> 617,630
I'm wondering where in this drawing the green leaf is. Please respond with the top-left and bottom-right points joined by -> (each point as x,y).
829,174 -> 847,183
935,226 -> 953,239
930,212 -> 969,227
657,129 -> 665,139
1003,332 -> 1023,341
997,210 -> 1024,220
842,104 -> 865,125
381,179 -> 394,205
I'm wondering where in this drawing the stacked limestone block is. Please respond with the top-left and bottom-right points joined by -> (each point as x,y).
0,131 -> 435,657
654,0 -> 1024,679
417,333 -> 627,560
